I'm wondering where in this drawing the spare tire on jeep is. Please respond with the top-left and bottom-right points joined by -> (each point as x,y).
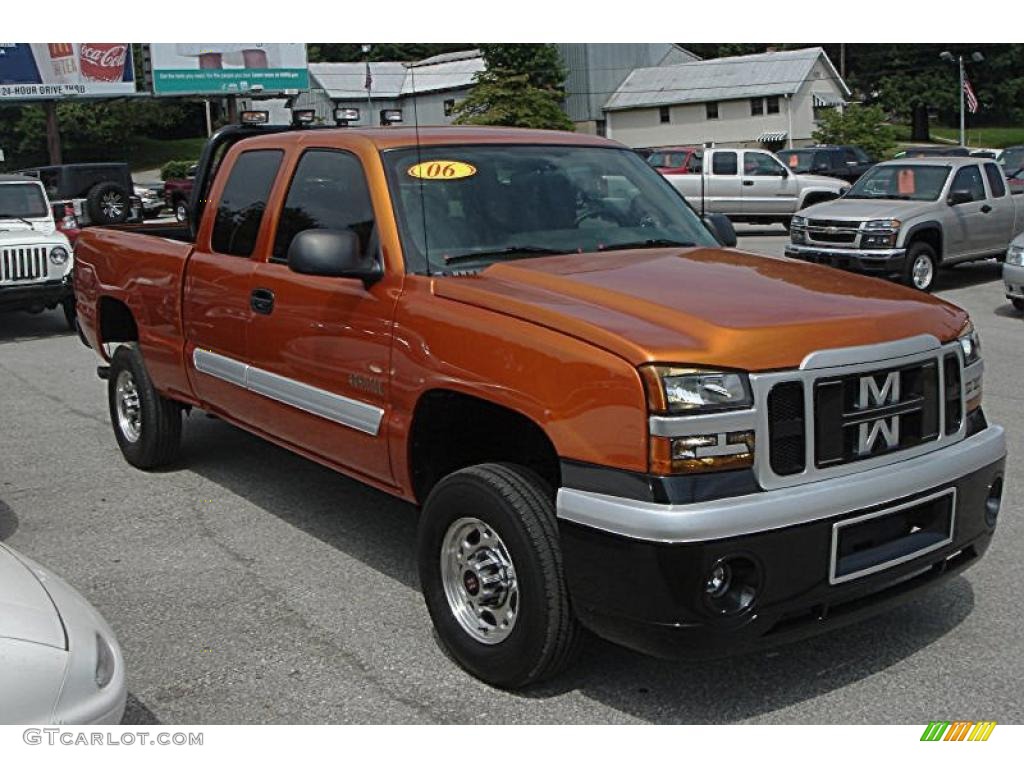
86,181 -> 130,225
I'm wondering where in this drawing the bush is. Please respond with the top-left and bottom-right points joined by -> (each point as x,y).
812,104 -> 896,161
161,160 -> 196,181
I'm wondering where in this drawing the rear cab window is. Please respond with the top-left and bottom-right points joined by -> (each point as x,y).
712,151 -> 738,175
211,150 -> 283,257
983,163 -> 1007,198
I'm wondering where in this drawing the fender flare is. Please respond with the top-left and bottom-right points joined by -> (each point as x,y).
902,221 -> 944,259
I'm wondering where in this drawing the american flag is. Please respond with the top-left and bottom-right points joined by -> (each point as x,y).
964,76 -> 979,114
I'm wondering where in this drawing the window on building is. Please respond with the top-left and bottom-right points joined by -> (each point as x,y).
443,99 -> 456,117
951,166 -> 986,202
706,102 -> 719,120
211,150 -> 283,257
750,98 -> 763,116
659,106 -> 671,124
272,149 -> 376,263
712,151 -> 737,176
766,96 -> 780,115
984,163 -> 1007,198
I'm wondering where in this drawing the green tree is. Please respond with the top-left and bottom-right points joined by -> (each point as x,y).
812,104 -> 896,159
453,44 -> 573,131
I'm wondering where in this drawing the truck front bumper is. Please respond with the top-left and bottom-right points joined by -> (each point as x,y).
557,423 -> 1005,660
785,243 -> 906,277
0,278 -> 73,313
1003,262 -> 1024,301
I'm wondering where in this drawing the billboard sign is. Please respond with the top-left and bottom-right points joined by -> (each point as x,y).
150,44 -> 309,96
0,44 -> 136,100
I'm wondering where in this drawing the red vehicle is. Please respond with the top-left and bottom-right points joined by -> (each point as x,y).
163,164 -> 196,223
72,122 -> 1005,689
646,146 -> 702,175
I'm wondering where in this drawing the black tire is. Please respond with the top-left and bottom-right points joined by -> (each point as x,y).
417,463 -> 580,688
903,241 -> 939,292
86,182 -> 130,225
108,344 -> 182,469
174,199 -> 189,224
61,295 -> 77,331
1012,298 -> 1024,312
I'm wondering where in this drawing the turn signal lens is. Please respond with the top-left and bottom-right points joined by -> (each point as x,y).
650,431 -> 755,475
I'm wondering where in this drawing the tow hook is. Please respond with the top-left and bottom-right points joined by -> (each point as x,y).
97,365 -> 111,381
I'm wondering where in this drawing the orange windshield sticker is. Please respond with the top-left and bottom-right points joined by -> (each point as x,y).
788,155 -> 799,168
898,169 -> 916,195
407,161 -> 477,180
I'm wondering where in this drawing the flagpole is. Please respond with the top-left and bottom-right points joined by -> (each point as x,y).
959,55 -> 965,148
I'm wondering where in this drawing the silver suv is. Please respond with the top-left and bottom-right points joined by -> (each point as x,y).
786,157 -> 1024,291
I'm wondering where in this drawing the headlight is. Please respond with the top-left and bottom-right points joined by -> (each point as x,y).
791,215 -> 807,228
642,366 -> 752,414
864,218 -> 901,230
49,246 -> 69,265
1007,245 -> 1024,266
95,632 -> 115,688
959,325 -> 981,366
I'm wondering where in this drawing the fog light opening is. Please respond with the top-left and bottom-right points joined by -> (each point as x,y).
703,556 -> 760,615
986,477 -> 1003,527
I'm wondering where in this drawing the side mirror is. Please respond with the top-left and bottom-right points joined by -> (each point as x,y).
948,189 -> 973,206
704,213 -> 737,248
287,229 -> 382,285
838,187 -> 848,197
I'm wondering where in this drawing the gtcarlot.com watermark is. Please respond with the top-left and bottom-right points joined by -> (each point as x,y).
23,728 -> 203,747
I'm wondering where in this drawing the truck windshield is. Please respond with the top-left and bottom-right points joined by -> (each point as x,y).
845,165 -> 951,201
0,183 -> 49,220
1000,148 -> 1024,173
382,145 -> 718,273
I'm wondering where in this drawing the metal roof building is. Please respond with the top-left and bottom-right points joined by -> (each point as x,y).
603,47 -> 851,150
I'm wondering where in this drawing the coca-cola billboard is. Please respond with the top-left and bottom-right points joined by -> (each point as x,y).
0,43 -> 135,100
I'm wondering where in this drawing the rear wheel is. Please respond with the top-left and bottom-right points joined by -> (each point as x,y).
108,344 -> 182,469
903,242 -> 939,292
417,463 -> 580,688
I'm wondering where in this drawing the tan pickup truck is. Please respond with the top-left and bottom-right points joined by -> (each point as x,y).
73,122 -> 1006,688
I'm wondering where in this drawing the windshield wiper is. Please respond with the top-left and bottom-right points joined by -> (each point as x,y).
0,216 -> 34,226
443,246 -> 569,266
598,238 -> 696,251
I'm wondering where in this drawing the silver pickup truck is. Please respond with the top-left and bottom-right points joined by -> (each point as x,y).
665,148 -> 850,228
786,157 -> 1024,291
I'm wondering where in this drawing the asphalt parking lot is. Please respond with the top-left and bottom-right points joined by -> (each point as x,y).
1,227 -> 1021,724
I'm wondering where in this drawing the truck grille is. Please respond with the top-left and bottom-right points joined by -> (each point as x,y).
806,220 -> 859,245
1,247 -> 49,283
763,347 -> 963,484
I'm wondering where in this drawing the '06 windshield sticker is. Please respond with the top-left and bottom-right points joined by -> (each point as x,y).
407,160 -> 477,180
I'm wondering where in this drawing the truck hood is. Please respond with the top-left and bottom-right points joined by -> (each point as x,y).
801,197 -> 936,221
799,174 -> 850,189
433,248 -> 967,371
0,544 -> 65,650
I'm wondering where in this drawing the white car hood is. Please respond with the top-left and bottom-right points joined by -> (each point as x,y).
0,544 -> 65,649
0,226 -> 63,246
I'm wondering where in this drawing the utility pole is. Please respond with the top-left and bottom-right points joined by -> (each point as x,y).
226,94 -> 238,124
44,102 -> 62,165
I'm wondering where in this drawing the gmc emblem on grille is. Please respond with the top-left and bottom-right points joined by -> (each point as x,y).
857,371 -> 901,455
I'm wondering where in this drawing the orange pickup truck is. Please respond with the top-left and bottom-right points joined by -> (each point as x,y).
73,123 -> 1006,688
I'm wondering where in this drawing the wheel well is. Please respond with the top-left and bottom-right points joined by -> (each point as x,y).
906,226 -> 942,259
801,192 -> 838,209
409,390 -> 560,504
99,298 -> 138,344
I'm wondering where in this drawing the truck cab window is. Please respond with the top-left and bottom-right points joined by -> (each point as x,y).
712,152 -> 737,175
272,150 -> 375,263
984,163 -> 1007,198
951,166 -> 986,203
211,149 -> 283,257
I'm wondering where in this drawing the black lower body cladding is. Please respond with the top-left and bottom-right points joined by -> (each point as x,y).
0,279 -> 72,314
559,450 -> 1005,661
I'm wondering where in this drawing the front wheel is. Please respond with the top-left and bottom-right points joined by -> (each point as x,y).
417,463 -> 580,689
903,242 -> 939,292
108,344 -> 182,469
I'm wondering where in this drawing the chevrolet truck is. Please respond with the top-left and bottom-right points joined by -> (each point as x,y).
786,157 -> 1024,291
73,123 -> 1006,689
1,174 -> 76,328
663,147 -> 849,228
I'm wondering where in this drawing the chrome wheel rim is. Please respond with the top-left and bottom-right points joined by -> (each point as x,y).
115,369 -> 142,443
102,192 -> 125,218
912,254 -> 934,289
440,517 -> 519,645
176,203 -> 187,222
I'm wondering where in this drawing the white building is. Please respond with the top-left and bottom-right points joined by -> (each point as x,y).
288,50 -> 484,128
603,47 -> 850,150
